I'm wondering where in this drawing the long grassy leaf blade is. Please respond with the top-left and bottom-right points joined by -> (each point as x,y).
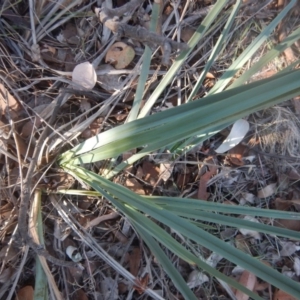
138,0 -> 228,118
147,196 -> 300,220
64,165 -> 300,298
228,25 -> 300,90
167,210 -> 300,240
187,0 -> 241,102
67,168 -> 263,300
59,69 -> 300,165
208,0 -> 296,94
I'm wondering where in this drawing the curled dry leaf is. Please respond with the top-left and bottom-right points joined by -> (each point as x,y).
66,246 -> 82,262
215,119 -> 249,153
72,62 -> 97,90
257,183 -> 277,198
105,42 -> 135,69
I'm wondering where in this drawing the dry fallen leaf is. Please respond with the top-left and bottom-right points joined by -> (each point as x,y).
274,198 -> 300,211
215,119 -> 249,153
273,289 -> 298,300
239,216 -> 261,240
16,286 -> 34,300
129,248 -> 141,277
257,183 -> 277,198
133,274 -> 149,294
187,270 -> 209,289
0,83 -> 21,120
235,270 -> 257,300
105,42 -> 135,69
72,62 -> 97,90
126,178 -> 145,195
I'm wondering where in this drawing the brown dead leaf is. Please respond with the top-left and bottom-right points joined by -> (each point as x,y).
0,202 -> 14,221
133,273 -> 149,294
274,198 -> 300,212
72,289 -> 88,300
273,289 -> 298,300
129,248 -> 141,277
235,270 -> 257,300
105,42 -> 135,69
0,83 -> 21,120
113,229 -> 128,244
142,161 -> 160,184
16,286 -> 34,300
197,157 -> 218,200
126,178 -> 145,195
228,144 -> 247,166
21,117 -> 42,138
274,219 -> 300,231
181,26 -> 195,43
118,281 -> 128,294
287,166 -> 300,180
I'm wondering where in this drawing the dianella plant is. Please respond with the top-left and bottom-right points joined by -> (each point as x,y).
58,0 -> 300,299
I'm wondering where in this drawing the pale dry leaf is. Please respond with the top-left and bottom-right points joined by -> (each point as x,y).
187,270 -> 209,289
239,216 -> 261,240
235,270 -> 257,300
105,42 -> 135,69
206,252 -> 223,268
293,257 -> 300,276
159,162 -> 174,182
215,119 -> 249,153
257,183 -> 277,198
239,192 -> 255,205
72,62 -> 97,90
279,241 -> 300,257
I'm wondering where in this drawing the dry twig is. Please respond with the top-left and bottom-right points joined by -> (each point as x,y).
94,0 -> 189,63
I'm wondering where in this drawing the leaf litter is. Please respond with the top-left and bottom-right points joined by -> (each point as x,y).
1,0 -> 300,299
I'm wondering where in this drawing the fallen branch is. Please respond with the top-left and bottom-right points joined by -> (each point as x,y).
94,0 -> 189,62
